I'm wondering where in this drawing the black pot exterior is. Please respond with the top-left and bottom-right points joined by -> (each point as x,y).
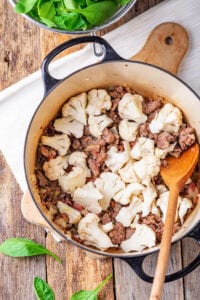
26,35 -> 200,283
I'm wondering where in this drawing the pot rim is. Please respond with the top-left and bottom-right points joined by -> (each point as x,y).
24,58 -> 200,258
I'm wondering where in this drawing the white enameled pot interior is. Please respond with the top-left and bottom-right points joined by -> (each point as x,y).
25,61 -> 200,257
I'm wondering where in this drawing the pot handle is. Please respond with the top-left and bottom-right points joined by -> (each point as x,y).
122,221 -> 200,283
41,36 -> 123,94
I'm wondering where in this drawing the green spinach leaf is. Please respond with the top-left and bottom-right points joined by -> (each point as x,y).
0,238 -> 61,262
54,13 -> 87,30
15,0 -> 38,13
74,1 -> 119,25
34,277 -> 55,300
70,273 -> 112,300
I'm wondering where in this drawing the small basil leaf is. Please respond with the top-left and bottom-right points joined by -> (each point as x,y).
0,238 -> 61,262
15,0 -> 38,13
70,273 -> 112,300
34,277 -> 55,300
75,1 -> 119,25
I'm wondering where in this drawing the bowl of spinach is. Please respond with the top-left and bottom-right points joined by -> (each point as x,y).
9,0 -> 137,34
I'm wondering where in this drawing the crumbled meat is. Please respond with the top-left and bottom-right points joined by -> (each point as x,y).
101,128 -> 115,144
87,158 -> 100,177
170,145 -> 182,158
40,145 -> 57,159
138,123 -> 158,140
153,174 -> 163,185
108,85 -> 126,100
156,132 -> 176,149
178,127 -> 196,150
142,99 -> 162,115
107,111 -> 121,124
36,170 -> 49,187
72,139 -> 82,150
109,222 -> 125,244
125,227 -> 135,240
109,200 -> 122,220
100,213 -> 111,225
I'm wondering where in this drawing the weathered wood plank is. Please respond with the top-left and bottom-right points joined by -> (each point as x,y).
114,242 -> 184,300
0,152 -> 46,300
65,243 -> 114,300
182,238 -> 200,300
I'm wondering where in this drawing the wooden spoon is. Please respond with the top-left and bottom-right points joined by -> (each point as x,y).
149,143 -> 199,300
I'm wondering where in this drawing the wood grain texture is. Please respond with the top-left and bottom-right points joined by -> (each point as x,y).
0,152 -> 46,300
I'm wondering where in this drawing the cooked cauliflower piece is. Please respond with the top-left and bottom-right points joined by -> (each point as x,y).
130,214 -> 140,229
155,143 -> 176,159
101,222 -> 114,233
88,114 -> 113,137
86,89 -> 111,115
54,117 -> 84,138
130,137 -> 155,160
121,224 -> 156,252
115,196 -> 142,227
142,186 -> 157,217
157,184 -> 168,194
113,183 -> 144,205
157,191 -> 182,223
151,202 -> 160,217
105,142 -> 130,172
41,134 -> 70,156
58,166 -> 87,194
133,154 -> 161,186
118,160 -> 140,184
68,151 -> 91,177
149,103 -> 182,133
43,156 -> 68,181
118,93 -> 147,123
73,182 -> 103,214
94,172 -> 125,210
62,92 -> 87,125
57,201 -> 81,224
178,198 -> 192,224
78,213 -> 114,251
119,120 -> 139,142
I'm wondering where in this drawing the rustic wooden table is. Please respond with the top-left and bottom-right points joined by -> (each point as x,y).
0,0 -> 200,299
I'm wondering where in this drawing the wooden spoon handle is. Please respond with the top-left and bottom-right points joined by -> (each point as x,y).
149,185 -> 180,300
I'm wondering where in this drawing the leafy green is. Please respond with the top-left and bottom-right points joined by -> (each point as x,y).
34,277 -> 55,300
15,0 -> 38,13
0,238 -> 61,262
71,1 -> 118,25
70,273 -> 112,300
14,0 -> 132,31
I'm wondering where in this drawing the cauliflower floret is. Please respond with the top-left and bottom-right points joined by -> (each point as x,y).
58,166 -> 87,194
57,201 -> 81,224
157,191 -> 181,223
86,89 -> 111,115
142,186 -> 157,217
155,143 -> 176,159
54,117 -> 84,138
130,214 -> 140,229
101,222 -> 114,233
113,183 -> 144,205
151,202 -> 160,217
157,184 -> 168,194
78,213 -> 114,251
130,137 -> 155,160
115,196 -> 142,227
41,134 -> 70,156
94,172 -> 125,210
43,156 -> 68,181
121,224 -> 156,252
68,151 -> 91,177
118,120 -> 139,142
178,198 -> 192,224
73,182 -> 103,214
105,142 -> 130,172
118,93 -> 147,123
62,93 -> 87,125
88,115 -> 113,137
118,160 -> 140,184
149,103 -> 182,133
133,154 -> 161,186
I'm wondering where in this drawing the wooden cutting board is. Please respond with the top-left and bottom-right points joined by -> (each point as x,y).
21,22 -> 189,243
